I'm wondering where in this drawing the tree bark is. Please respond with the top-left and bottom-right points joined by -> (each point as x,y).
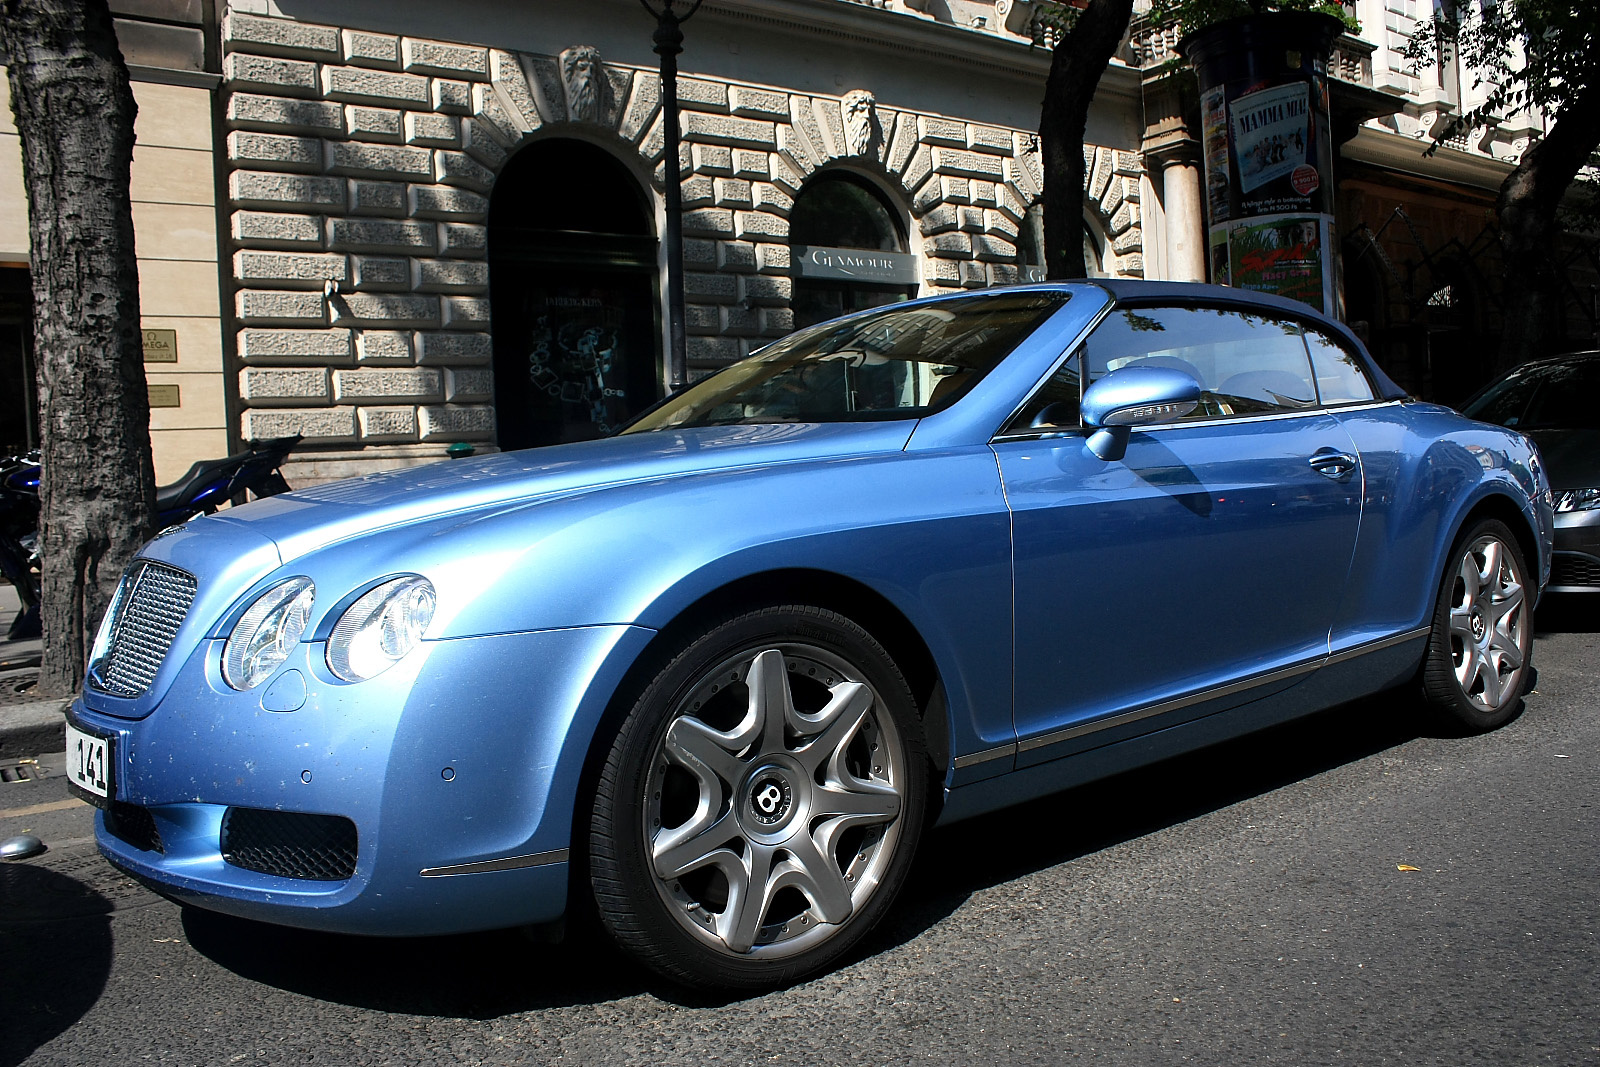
1039,0 -> 1136,278
1,0 -> 155,695
1495,79 -> 1600,374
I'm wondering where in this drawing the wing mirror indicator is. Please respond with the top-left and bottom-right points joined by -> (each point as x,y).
1081,366 -> 1201,461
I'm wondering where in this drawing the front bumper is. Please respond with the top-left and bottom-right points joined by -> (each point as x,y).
74,623 -> 652,935
1550,507 -> 1600,592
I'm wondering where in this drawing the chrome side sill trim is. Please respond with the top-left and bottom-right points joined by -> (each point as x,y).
1017,657 -> 1323,754
953,744 -> 1017,769
1326,625 -> 1430,665
420,848 -> 570,878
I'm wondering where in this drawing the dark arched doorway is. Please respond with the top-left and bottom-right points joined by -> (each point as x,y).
788,172 -> 915,329
489,139 -> 660,449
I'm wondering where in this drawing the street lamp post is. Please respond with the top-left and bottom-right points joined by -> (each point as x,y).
639,0 -> 703,394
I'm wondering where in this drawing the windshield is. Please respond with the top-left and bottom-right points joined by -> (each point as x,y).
1464,357 -> 1600,431
622,291 -> 1069,433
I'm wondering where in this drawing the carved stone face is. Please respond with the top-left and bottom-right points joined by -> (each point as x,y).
841,89 -> 877,157
561,45 -> 603,123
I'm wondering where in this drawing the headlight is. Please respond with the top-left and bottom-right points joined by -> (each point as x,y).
1554,488 -> 1600,513
326,576 -> 435,683
223,577 -> 315,691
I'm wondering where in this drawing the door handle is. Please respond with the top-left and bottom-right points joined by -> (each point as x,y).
1309,450 -> 1358,479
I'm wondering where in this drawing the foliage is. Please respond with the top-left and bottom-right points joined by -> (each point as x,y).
1143,0 -> 1358,36
1403,1 -> 1599,139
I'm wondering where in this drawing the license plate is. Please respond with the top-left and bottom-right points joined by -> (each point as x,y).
66,723 -> 113,807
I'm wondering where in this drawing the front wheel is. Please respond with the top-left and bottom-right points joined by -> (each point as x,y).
589,606 -> 927,989
1421,519 -> 1533,732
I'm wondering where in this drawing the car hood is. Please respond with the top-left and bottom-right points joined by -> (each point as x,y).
204,421 -> 918,562
1521,428 -> 1600,490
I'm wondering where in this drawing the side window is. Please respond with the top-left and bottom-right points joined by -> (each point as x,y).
1007,349 -> 1082,432
1304,329 -> 1377,405
1083,306 -> 1317,420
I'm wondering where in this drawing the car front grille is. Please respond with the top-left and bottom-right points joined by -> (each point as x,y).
88,560 -> 197,698
220,807 -> 358,882
106,802 -> 164,854
1551,554 -> 1600,588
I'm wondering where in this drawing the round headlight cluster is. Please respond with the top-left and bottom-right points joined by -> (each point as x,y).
223,577 -> 315,691
326,576 -> 436,683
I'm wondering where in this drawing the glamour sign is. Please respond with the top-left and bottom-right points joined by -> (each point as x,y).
793,245 -> 917,285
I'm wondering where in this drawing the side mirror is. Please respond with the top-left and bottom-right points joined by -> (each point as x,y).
1080,365 -> 1201,461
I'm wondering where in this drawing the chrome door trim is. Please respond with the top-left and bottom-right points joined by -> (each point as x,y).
1015,657 -> 1323,754
1326,625 -> 1430,665
420,848 -> 570,878
952,743 -> 1017,769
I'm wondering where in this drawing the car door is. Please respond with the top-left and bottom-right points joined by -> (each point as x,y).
991,302 -> 1365,768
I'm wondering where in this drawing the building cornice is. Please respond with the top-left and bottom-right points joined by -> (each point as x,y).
700,0 -> 1141,105
1342,125 -> 1516,195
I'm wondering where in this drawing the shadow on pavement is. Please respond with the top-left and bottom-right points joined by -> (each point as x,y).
866,687 -> 1433,963
1535,594 -> 1599,634
0,865 -> 114,1067
185,685 -> 1486,1012
182,906 -> 651,1016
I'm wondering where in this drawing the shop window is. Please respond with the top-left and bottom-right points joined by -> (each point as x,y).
789,172 -> 915,329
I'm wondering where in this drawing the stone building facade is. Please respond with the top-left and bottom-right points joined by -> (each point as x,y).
2,0 -> 1580,483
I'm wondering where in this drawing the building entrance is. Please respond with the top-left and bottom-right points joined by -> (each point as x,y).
488,139 -> 660,450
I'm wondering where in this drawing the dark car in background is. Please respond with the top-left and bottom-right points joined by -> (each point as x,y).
1463,352 -> 1600,593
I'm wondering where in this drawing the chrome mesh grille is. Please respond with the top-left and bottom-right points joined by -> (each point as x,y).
89,560 -> 197,697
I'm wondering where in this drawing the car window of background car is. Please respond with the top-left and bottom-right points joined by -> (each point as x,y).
1518,360 -> 1600,429
1303,329 -> 1377,405
1084,305 -> 1319,421
623,291 -> 1069,432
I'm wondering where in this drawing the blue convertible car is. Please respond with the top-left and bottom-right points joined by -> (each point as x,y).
66,281 -> 1552,988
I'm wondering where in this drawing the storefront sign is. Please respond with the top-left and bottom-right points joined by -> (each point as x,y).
793,245 -> 917,285
142,328 -> 178,363
147,384 -> 181,408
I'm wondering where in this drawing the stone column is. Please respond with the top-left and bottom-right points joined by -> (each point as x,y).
1158,151 -> 1206,282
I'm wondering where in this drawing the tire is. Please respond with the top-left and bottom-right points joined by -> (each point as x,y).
589,605 -> 928,989
1421,519 -> 1533,732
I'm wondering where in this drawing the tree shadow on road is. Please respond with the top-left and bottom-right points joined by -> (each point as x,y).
0,865 -> 114,1067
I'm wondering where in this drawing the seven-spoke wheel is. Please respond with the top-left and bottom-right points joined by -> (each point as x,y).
1423,519 -> 1532,731
589,606 -> 926,988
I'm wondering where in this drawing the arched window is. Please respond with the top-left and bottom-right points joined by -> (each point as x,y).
789,172 -> 915,329
488,139 -> 659,450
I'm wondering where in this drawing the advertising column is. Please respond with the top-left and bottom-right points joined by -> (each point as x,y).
1179,13 -> 1345,313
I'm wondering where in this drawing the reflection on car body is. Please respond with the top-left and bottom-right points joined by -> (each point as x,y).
69,281 -> 1552,989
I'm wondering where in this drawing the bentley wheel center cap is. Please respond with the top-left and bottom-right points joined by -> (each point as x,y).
748,771 -> 793,827
1470,609 -> 1487,641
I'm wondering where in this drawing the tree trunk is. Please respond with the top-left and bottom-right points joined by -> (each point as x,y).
1039,0 -> 1136,279
1495,82 -> 1600,375
1,0 -> 155,696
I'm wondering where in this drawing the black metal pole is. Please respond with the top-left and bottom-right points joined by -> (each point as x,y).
642,0 -> 702,394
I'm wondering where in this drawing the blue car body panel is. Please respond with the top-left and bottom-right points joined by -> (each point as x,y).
73,281 -> 1552,937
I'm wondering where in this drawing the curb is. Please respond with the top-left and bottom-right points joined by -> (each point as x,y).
0,697 -> 70,760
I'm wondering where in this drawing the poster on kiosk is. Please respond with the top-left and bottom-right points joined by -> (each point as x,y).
1180,12 -> 1346,313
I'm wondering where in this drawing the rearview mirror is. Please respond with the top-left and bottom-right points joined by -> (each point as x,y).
1080,365 -> 1201,460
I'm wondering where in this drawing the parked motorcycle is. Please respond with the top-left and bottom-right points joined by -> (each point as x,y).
0,435 -> 301,641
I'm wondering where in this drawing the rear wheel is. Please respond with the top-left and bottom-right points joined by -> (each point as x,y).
589,606 -> 927,989
1421,519 -> 1533,732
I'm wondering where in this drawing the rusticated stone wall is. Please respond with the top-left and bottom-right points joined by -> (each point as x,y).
220,9 -> 1143,467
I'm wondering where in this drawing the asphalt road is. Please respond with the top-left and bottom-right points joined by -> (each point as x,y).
4,606 -> 1596,1067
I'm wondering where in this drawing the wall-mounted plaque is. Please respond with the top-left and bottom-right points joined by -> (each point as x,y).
148,384 -> 181,408
142,328 -> 178,363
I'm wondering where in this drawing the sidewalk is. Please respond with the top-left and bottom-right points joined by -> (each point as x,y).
0,581 -> 69,759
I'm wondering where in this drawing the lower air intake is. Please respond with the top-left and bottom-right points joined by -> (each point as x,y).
220,807 -> 358,881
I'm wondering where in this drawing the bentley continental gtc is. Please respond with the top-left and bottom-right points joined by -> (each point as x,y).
66,281 -> 1553,988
